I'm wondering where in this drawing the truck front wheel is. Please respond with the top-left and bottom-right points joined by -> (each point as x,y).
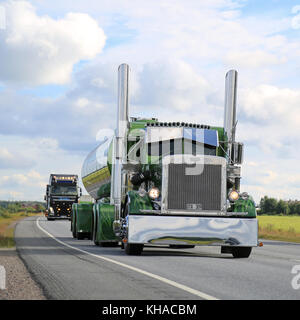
123,200 -> 143,255
124,242 -> 144,255
72,229 -> 77,238
77,233 -> 85,240
169,245 -> 195,249
231,247 -> 252,258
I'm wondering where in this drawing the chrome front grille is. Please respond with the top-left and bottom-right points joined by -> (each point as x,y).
167,163 -> 222,211
161,155 -> 226,215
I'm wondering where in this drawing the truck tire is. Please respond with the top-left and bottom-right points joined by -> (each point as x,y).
47,217 -> 54,221
231,247 -> 252,258
124,243 -> 144,255
123,200 -> 143,255
93,227 -> 100,245
77,233 -> 84,240
100,242 -> 119,247
72,220 -> 77,238
93,210 -> 100,245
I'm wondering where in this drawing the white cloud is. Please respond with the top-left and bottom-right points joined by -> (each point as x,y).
291,5 -> 300,29
91,78 -> 109,88
33,138 -> 59,150
0,1 -> 106,85
221,10 -> 241,19
239,85 -> 300,127
0,170 -> 47,196
0,190 -> 24,200
225,50 -> 286,68
0,148 -> 13,160
242,158 -> 300,202
0,135 -> 85,200
76,97 -> 90,108
133,59 -> 212,112
0,147 -> 35,169
235,83 -> 300,202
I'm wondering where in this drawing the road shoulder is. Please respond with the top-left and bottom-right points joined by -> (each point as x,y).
0,247 -> 46,300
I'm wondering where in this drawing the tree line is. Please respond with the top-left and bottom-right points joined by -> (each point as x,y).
259,196 -> 300,215
0,201 -> 45,217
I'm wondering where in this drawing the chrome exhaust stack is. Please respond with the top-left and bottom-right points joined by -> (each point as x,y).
113,63 -> 129,235
224,69 -> 244,192
224,70 -> 238,163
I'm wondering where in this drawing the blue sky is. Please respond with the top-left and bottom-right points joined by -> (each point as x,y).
0,0 -> 299,202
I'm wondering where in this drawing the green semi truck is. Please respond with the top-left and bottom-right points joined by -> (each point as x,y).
73,64 -> 259,257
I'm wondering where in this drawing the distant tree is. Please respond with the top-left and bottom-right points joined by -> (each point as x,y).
259,197 -> 300,216
287,200 -> 299,215
25,206 -> 37,213
259,196 -> 278,214
0,206 -> 5,216
7,203 -> 18,213
276,200 -> 290,215
296,202 -> 300,215
259,196 -> 268,214
35,204 -> 45,212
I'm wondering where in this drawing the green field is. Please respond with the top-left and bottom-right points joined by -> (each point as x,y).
258,215 -> 300,243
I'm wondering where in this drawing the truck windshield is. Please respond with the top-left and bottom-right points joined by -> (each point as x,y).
52,186 -> 77,195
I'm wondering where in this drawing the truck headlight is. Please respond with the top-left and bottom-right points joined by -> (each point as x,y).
228,190 -> 239,202
149,187 -> 160,199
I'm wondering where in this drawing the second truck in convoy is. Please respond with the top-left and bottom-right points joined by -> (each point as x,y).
45,174 -> 81,220
72,64 -> 258,257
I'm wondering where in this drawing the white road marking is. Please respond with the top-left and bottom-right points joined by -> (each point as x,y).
36,217 -> 219,300
0,265 -> 6,290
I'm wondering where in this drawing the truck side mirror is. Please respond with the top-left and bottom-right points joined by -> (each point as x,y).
79,187 -> 82,197
231,142 -> 243,164
44,195 -> 46,201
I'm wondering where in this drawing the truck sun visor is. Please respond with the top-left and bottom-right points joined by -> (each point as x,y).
145,127 -> 219,147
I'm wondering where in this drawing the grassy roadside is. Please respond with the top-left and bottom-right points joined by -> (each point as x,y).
258,215 -> 300,243
0,212 -> 42,248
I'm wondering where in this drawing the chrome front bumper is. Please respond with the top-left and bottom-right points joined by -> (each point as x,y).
128,215 -> 258,247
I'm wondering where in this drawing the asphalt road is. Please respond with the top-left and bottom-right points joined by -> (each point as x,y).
15,216 -> 300,300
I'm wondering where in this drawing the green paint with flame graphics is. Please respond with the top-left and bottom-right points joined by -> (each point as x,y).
232,196 -> 257,217
94,203 -> 118,242
127,190 -> 153,214
72,203 -> 93,238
